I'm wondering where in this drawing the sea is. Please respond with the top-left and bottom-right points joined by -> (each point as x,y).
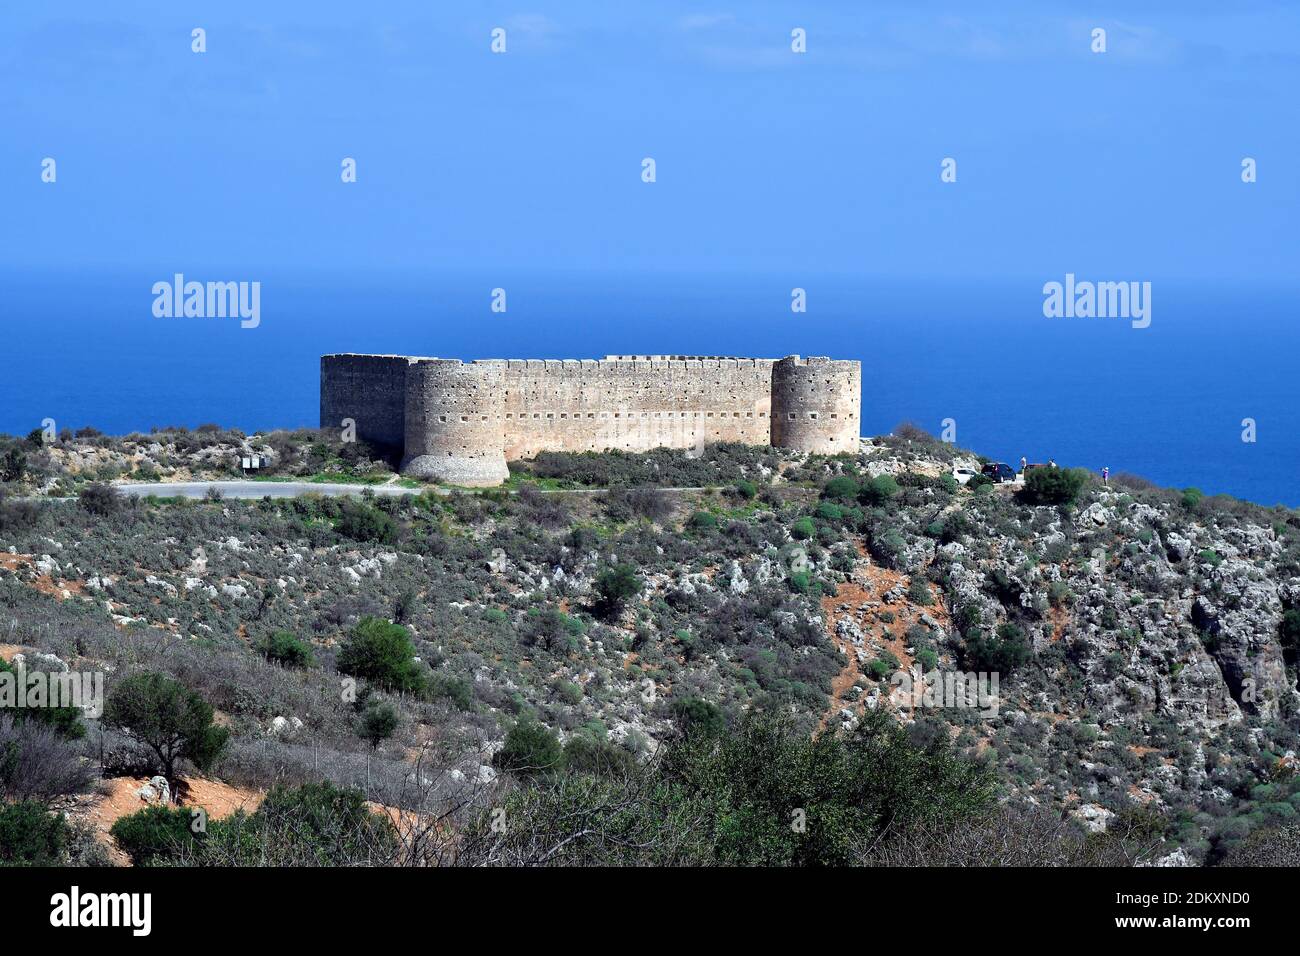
2,270 -> 1297,507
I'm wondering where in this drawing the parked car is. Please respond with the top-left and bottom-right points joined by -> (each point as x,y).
981,462 -> 1017,484
952,465 -> 979,486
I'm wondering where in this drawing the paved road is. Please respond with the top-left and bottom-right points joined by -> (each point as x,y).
109,480 -> 725,500
114,481 -> 426,499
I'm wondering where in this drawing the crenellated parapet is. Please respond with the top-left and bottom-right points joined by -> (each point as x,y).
320,352 -> 861,486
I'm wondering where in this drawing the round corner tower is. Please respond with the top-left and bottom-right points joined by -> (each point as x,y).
401,360 -> 508,486
770,355 -> 861,455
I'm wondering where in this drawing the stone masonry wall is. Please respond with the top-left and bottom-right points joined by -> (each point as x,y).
319,354 -> 415,450
320,353 -> 861,485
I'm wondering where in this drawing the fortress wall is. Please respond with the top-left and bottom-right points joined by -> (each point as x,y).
319,354 -> 412,450
493,358 -> 775,459
320,353 -> 862,484
769,356 -> 861,455
402,359 -> 509,485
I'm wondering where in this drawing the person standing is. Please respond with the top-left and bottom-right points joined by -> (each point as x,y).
1102,466 -> 1109,486
1020,456 -> 1028,473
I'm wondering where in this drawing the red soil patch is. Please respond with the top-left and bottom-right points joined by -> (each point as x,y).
0,550 -> 88,600
71,775 -> 264,866
818,554 -> 952,731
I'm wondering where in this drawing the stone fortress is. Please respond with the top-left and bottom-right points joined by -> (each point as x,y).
321,353 -> 862,486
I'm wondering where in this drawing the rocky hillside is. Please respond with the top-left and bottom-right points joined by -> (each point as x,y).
1,430 -> 1298,865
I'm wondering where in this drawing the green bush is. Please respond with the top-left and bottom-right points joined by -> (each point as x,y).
0,800 -> 68,865
733,479 -> 758,500
791,517 -> 815,540
962,623 -> 1032,675
0,658 -> 85,738
815,502 -> 844,522
256,631 -> 315,668
335,500 -> 396,544
563,735 -> 635,775
358,702 -> 398,749
1020,467 -> 1088,506
337,617 -> 428,695
0,447 -> 26,483
823,476 -> 859,501
102,672 -> 229,782
216,781 -> 398,866
495,719 -> 565,776
593,563 -> 642,619
465,709 -> 994,866
428,673 -> 474,710
689,511 -> 718,531
670,697 -> 727,737
1280,609 -> 1300,665
110,804 -> 200,866
907,577 -> 931,605
1181,487 -> 1204,510
78,482 -> 122,517
858,475 -> 900,506
555,681 -> 584,706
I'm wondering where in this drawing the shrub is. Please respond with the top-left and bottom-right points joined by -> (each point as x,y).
212,782 -> 397,866
463,709 -> 994,866
563,735 -> 635,776
907,577 -> 932,605
0,447 -> 26,483
335,500 -> 396,544
1020,467 -> 1088,506
0,800 -> 68,865
1280,609 -> 1300,666
670,697 -> 727,737
733,479 -> 758,500
789,571 -> 813,594
102,672 -> 229,783
593,563 -> 642,619
78,482 -> 122,517
110,804 -> 200,866
1222,823 -> 1300,867
791,517 -> 815,540
337,617 -> 428,695
689,511 -> 718,531
0,715 -> 93,802
823,476 -> 859,501
1181,487 -> 1204,511
962,623 -> 1032,675
428,673 -> 474,710
0,658 -> 85,738
495,719 -> 564,777
256,631 -> 315,668
815,502 -> 844,522
859,475 -> 900,507
358,702 -> 398,750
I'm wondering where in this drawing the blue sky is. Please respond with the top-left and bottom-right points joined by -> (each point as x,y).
3,1 -> 1297,281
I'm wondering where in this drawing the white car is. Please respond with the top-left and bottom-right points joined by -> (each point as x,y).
952,465 -> 979,486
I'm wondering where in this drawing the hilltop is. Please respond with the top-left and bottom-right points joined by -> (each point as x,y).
1,425 -> 1298,866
